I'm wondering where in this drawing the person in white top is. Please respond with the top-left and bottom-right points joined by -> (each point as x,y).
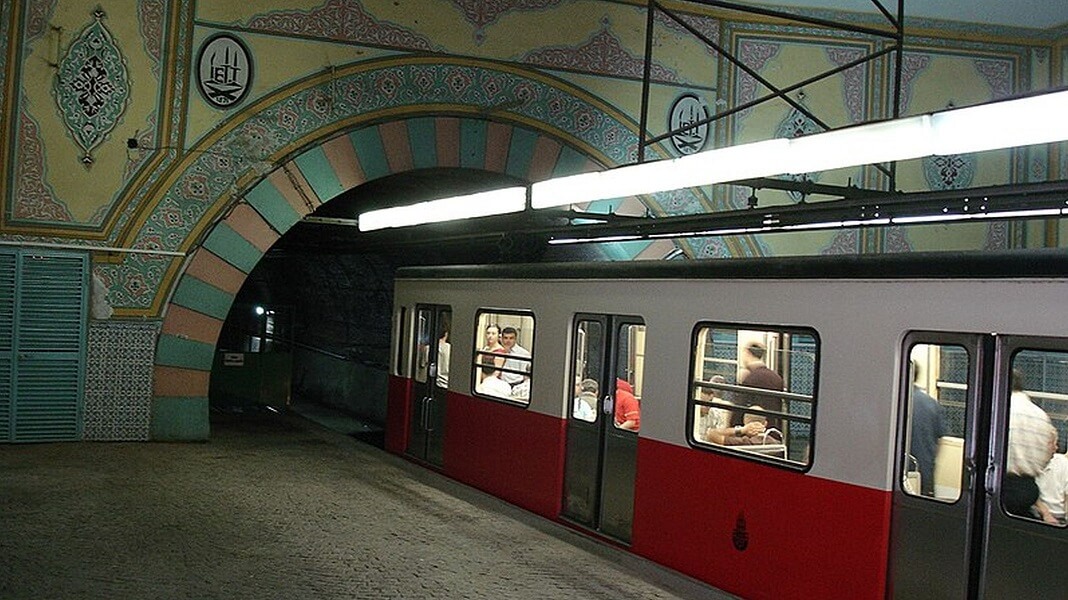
475,355 -> 512,399
1036,429 -> 1068,524
499,327 -> 531,386
1005,370 -> 1055,518
435,326 -> 450,389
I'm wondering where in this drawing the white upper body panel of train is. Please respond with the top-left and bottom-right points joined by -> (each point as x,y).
393,265 -> 1068,492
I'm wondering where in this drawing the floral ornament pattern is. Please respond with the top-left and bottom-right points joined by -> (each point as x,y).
923,153 -> 975,190
53,7 -> 129,166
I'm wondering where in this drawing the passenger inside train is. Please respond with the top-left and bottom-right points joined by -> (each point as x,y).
1037,428 -> 1068,524
471,312 -> 535,404
906,359 -> 946,497
614,378 -> 640,431
572,378 -> 598,422
475,354 -> 512,399
689,325 -> 815,466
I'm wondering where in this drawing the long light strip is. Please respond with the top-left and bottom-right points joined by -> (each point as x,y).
531,89 -> 1068,210
530,138 -> 790,209
358,186 -> 527,232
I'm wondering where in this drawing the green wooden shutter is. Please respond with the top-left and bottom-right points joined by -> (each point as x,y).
11,252 -> 87,442
0,252 -> 14,439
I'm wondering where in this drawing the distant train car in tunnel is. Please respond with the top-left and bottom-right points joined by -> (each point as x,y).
386,252 -> 1068,599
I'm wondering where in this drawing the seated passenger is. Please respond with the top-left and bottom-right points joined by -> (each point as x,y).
573,378 -> 598,422
1036,428 -> 1068,524
614,378 -> 640,431
475,355 -> 512,399
510,379 -> 530,401
695,376 -> 732,440
706,407 -> 774,446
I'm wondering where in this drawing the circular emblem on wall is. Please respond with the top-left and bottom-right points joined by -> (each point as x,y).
196,34 -> 253,109
668,94 -> 711,156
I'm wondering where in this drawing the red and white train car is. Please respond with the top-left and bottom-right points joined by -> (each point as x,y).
385,252 -> 1068,599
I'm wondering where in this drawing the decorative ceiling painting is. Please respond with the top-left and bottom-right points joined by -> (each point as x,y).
53,7 -> 129,167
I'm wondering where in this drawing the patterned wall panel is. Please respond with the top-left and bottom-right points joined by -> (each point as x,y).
102,57 -> 721,316
84,320 -> 160,441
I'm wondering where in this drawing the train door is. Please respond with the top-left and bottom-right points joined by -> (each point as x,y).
890,333 -> 1068,597
406,305 -> 451,467
979,335 -> 1068,597
561,314 -> 646,543
889,333 -> 988,599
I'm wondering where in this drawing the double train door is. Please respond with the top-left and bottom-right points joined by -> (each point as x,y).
561,314 -> 646,543
406,305 -> 450,467
890,332 -> 1068,598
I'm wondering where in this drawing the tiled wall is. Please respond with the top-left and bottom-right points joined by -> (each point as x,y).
84,320 -> 161,441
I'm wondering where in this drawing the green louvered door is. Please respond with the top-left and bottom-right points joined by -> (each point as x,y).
1,250 -> 88,443
0,252 -> 14,438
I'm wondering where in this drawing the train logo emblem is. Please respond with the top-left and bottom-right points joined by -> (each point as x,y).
669,94 -> 710,155
732,512 -> 749,551
196,34 -> 253,109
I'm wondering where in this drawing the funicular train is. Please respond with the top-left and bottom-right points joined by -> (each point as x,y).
384,251 -> 1068,599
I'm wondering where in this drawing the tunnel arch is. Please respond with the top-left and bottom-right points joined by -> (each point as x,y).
143,55 -> 754,439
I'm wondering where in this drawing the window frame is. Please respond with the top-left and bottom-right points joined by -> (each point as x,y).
686,320 -> 820,472
470,308 -> 536,406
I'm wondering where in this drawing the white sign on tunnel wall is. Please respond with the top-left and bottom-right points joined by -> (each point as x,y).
223,353 -> 245,367
196,34 -> 253,109
669,93 -> 710,156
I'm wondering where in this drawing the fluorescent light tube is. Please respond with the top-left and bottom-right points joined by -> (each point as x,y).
528,90 -> 1068,212
530,138 -> 790,209
786,115 -> 932,174
358,186 -> 527,231
932,89 -> 1068,155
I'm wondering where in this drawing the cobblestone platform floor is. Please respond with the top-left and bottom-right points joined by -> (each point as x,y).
0,411 -> 733,600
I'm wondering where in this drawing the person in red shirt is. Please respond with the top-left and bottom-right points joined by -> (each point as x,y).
614,378 -> 640,431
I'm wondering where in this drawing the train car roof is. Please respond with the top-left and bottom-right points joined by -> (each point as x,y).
396,249 -> 1068,281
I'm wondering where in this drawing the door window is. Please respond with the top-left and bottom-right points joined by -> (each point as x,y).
1002,349 -> 1068,526
612,323 -> 645,432
570,319 -> 603,422
900,343 -> 968,502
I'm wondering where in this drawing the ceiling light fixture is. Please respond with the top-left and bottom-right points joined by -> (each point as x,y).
358,186 -> 527,232
530,88 -> 1068,209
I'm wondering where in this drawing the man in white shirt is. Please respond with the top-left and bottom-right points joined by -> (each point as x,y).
1037,429 -> 1068,524
499,327 -> 531,387
475,355 -> 512,399
1005,370 -> 1055,517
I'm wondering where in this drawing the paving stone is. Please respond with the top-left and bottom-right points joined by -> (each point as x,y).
0,411 -> 734,600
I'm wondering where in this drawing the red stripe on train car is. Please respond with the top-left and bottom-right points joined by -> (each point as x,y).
632,438 -> 892,600
385,375 -> 412,454
444,391 -> 567,519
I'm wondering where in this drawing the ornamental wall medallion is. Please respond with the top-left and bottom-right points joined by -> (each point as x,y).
53,7 -> 129,167
196,34 -> 253,109
668,94 -> 710,156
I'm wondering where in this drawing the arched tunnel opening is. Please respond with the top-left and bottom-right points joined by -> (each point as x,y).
207,167 -> 604,445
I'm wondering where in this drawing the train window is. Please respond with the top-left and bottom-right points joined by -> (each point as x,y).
689,324 -> 817,468
471,310 -> 535,405
612,323 -> 646,432
1001,349 -> 1068,527
570,319 -> 602,422
901,343 -> 968,502
394,307 -> 408,377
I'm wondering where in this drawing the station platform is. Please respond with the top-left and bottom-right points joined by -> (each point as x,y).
0,407 -> 735,599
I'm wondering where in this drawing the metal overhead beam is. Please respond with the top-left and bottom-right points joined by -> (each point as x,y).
642,0 -> 906,190
286,182 -> 1068,255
